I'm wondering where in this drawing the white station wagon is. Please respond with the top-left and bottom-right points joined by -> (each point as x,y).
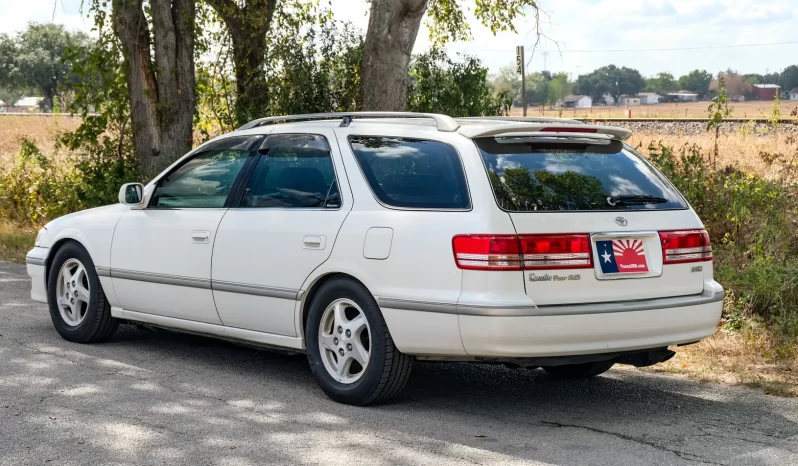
26,112 -> 724,405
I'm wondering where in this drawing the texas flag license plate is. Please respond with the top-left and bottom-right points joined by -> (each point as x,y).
596,239 -> 649,274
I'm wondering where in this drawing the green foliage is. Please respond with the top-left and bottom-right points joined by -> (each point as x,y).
779,65 -> 798,92
576,65 -> 645,104
644,72 -> 678,95
408,50 -> 510,116
545,72 -> 572,107
645,142 -> 798,336
677,69 -> 712,96
426,0 -> 537,46
0,23 -> 91,110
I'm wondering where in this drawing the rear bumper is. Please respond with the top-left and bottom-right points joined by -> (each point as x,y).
26,247 -> 49,303
380,287 -> 724,358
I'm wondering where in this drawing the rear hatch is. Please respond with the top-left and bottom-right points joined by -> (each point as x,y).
473,134 -> 710,306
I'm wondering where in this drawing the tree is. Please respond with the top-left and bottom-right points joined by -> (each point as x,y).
491,65 -> 521,105
644,72 -> 678,95
677,70 -> 712,96
0,24 -> 91,111
546,72 -> 572,107
408,50 -> 509,116
361,0 -> 540,111
779,65 -> 798,91
204,0 -> 277,126
710,72 -> 749,100
576,65 -> 644,104
111,0 -> 196,178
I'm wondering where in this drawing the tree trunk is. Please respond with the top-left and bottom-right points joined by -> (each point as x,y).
112,0 -> 195,180
206,0 -> 276,127
360,0 -> 427,111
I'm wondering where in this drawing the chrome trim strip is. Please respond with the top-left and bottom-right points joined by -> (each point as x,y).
25,256 -> 46,266
96,266 -> 111,277
111,269 -> 211,290
376,297 -> 458,314
378,290 -> 725,317
213,280 -> 298,300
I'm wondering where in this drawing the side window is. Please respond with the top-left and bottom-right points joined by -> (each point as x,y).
348,136 -> 470,209
240,134 -> 341,209
150,136 -> 259,208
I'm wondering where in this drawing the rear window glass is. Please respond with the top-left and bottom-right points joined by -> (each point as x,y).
348,136 -> 470,209
475,139 -> 686,212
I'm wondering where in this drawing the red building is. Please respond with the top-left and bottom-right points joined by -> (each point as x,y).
753,84 -> 781,101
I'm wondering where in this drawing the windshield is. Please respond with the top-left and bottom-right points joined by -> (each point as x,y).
475,139 -> 687,212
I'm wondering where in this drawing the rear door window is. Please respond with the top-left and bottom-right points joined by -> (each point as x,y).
475,138 -> 687,212
348,136 -> 470,209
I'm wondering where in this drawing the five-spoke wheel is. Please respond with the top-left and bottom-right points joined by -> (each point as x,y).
318,298 -> 371,384
55,258 -> 91,326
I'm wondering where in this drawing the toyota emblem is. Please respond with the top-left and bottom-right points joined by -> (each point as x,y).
615,216 -> 628,227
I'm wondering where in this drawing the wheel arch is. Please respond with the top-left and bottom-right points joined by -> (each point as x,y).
45,237 -> 92,288
299,272 -> 374,340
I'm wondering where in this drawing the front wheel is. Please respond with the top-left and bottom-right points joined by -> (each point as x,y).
306,278 -> 412,405
46,241 -> 118,343
542,360 -> 615,378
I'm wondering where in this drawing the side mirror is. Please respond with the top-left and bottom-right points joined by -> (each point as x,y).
119,183 -> 145,206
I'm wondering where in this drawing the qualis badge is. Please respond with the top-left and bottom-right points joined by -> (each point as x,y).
596,239 -> 649,274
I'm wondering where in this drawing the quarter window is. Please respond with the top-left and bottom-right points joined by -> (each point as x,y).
240,134 -> 340,209
150,137 -> 260,208
348,136 -> 470,209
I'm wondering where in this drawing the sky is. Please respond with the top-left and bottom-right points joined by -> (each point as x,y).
1,0 -> 796,80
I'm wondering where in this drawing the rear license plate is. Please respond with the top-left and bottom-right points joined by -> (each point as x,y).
595,239 -> 649,274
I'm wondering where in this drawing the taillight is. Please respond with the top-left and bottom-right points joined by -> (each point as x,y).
452,235 -> 522,270
453,234 -> 592,271
659,230 -> 713,264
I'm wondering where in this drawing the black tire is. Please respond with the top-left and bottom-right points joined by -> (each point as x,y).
542,360 -> 615,378
306,278 -> 412,405
46,241 -> 118,343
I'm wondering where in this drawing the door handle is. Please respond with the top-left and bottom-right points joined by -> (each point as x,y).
191,230 -> 210,244
302,235 -> 326,249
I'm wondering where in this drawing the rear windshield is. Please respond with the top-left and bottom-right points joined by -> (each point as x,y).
475,139 -> 687,212
349,136 -> 470,209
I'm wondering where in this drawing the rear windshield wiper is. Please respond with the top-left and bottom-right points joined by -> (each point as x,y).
606,195 -> 669,206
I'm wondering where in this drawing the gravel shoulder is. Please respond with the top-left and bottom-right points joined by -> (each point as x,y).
1,261 -> 797,466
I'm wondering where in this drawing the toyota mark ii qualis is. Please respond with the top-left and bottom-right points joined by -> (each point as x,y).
26,113 -> 724,405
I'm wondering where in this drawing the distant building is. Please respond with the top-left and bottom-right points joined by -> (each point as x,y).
789,88 -> 798,101
602,93 -> 616,106
621,96 -> 641,106
752,84 -> 780,101
666,91 -> 699,102
561,95 -> 592,108
0,100 -> 8,112
12,96 -> 44,112
638,93 -> 662,105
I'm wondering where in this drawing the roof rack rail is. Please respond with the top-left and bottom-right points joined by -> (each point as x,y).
237,112 -> 460,132
456,116 -> 582,124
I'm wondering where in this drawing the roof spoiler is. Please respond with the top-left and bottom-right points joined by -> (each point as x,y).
458,123 -> 632,141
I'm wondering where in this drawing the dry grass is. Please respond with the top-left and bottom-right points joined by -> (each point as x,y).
0,114 -> 81,167
511,100 -> 798,119
640,331 -> 798,397
0,219 -> 36,264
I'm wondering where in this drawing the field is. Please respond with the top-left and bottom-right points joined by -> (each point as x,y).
511,99 -> 798,120
1,113 -> 797,397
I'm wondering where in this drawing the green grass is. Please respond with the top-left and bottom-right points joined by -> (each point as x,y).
0,220 -> 35,263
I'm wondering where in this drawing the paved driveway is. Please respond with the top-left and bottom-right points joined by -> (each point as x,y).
1,261 -> 797,465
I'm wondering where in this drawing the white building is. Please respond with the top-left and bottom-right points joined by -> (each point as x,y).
638,93 -> 662,105
13,96 -> 44,111
667,92 -> 699,102
789,88 -> 798,101
561,95 -> 593,108
621,96 -> 641,106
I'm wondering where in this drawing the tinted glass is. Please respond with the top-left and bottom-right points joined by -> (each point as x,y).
475,139 -> 686,212
150,137 -> 257,208
240,134 -> 340,209
348,136 -> 469,209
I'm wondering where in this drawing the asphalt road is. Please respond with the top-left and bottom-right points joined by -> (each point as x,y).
2,261 -> 797,466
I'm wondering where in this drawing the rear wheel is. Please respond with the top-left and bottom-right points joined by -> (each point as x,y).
306,278 -> 412,405
542,360 -> 615,378
47,242 -> 118,343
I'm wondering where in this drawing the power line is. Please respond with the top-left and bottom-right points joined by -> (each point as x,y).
471,40 -> 798,54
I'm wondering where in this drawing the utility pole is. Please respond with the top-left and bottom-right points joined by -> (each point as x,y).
542,52 -> 549,72
517,46 -> 527,116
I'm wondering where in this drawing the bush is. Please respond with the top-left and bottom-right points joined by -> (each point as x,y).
645,142 -> 798,337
